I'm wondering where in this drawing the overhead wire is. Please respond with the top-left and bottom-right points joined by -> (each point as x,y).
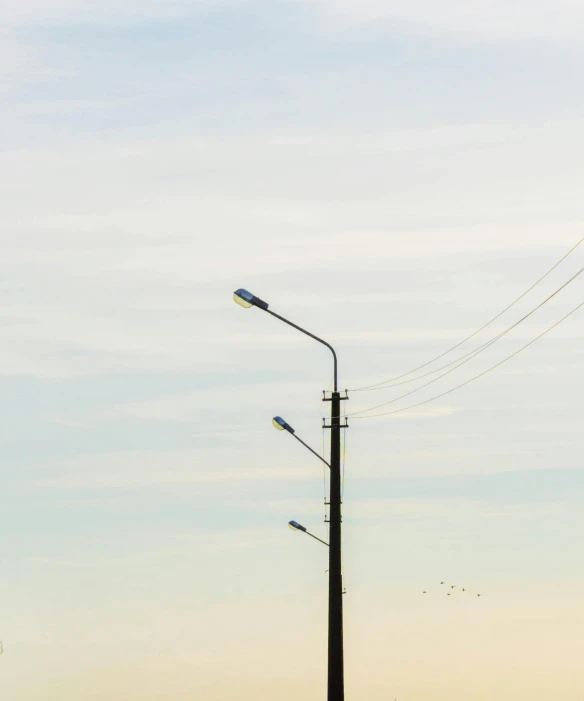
350,236 -> 584,391
322,419 -> 328,523
341,400 -> 347,499
320,382 -> 330,524
347,266 -> 583,416
347,299 -> 584,420
352,265 -> 584,392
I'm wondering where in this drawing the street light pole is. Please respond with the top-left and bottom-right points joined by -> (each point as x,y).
233,289 -> 345,701
328,390 -> 344,701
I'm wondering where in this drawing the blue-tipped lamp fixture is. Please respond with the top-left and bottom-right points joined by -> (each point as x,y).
273,416 -> 330,468
288,520 -> 329,547
233,288 -> 269,310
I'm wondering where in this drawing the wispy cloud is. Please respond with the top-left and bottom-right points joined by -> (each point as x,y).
1,0 -> 219,27
306,0 -> 584,42
30,449 -> 318,489
0,29 -> 50,94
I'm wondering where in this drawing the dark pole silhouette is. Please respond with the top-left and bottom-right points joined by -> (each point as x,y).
327,389 -> 344,700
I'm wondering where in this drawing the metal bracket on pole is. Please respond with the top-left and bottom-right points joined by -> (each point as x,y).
323,421 -> 349,429
323,391 -> 349,401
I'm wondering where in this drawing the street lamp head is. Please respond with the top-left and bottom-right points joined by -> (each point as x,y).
233,288 -> 253,308
288,520 -> 307,532
233,288 -> 269,311
272,416 -> 295,433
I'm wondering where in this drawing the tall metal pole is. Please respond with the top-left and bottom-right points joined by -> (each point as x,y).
328,391 -> 344,701
270,300 -> 345,698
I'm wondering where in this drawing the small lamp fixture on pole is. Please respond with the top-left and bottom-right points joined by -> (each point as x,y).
233,288 -> 269,310
272,416 -> 293,432
288,520 -> 329,547
272,416 -> 331,468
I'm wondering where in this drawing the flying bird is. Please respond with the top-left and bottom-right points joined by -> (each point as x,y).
450,585 -> 455,589
447,593 -> 451,596
440,581 -> 444,584
422,591 -> 427,594
477,594 -> 482,597
462,588 -> 466,592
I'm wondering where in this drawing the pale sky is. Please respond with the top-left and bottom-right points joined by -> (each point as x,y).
1,2 -> 584,700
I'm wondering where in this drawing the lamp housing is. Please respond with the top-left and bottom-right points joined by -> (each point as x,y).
233,288 -> 269,310
288,520 -> 307,532
272,416 -> 294,433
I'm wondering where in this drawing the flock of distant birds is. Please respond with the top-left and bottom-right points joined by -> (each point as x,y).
0,586 -> 481,660
422,582 -> 482,597
0,585 -> 480,660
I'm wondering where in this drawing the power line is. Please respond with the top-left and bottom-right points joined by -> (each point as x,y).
347,299 -> 583,420
347,267 -> 583,415
352,266 -> 584,392
351,236 -> 583,391
341,403 -> 347,499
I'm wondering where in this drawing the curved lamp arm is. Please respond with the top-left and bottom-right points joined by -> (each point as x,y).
233,288 -> 338,392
